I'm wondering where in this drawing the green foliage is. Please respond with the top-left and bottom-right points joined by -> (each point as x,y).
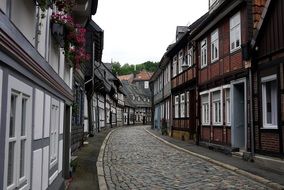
111,61 -> 159,75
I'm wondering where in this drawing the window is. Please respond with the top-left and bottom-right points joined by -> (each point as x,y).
180,93 -> 185,118
186,91 -> 190,117
224,88 -> 231,125
175,96 -> 179,118
144,81 -> 149,89
212,90 -> 222,125
230,12 -> 241,52
211,29 -> 219,62
187,47 -> 193,67
50,99 -> 59,167
201,93 -> 210,125
178,50 -> 183,73
262,75 -> 278,129
173,56 -> 177,77
5,76 -> 32,190
201,39 -> 207,68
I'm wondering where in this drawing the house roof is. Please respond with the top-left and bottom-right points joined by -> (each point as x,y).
133,70 -> 153,81
121,81 -> 152,108
251,0 -> 272,48
118,74 -> 134,82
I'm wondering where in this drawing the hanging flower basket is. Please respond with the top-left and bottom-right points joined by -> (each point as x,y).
51,22 -> 65,47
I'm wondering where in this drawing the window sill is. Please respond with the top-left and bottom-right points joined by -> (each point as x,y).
200,65 -> 208,70
201,123 -> 210,126
261,126 -> 278,130
211,58 -> 219,64
230,46 -> 241,54
212,123 -> 222,126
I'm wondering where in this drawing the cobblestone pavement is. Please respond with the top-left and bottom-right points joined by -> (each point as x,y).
103,126 -> 270,190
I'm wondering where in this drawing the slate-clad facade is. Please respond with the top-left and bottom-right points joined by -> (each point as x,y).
0,0 -> 98,189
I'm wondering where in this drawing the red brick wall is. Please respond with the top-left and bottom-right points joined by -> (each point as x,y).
213,127 -> 223,143
201,126 -> 210,142
230,52 -> 243,71
198,8 -> 246,85
261,133 -> 280,153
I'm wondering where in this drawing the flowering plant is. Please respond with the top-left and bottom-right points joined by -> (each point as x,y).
64,25 -> 90,68
51,12 -> 74,28
55,0 -> 75,13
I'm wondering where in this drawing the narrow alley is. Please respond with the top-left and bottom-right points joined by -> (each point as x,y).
102,126 -> 270,190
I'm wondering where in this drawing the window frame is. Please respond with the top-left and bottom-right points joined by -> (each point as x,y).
174,95 -> 179,118
172,56 -> 177,77
186,91 -> 190,117
201,38 -> 207,68
200,91 -> 210,125
223,85 -> 231,126
4,75 -> 33,190
178,50 -> 183,74
261,75 -> 278,129
211,29 -> 219,62
230,12 -> 241,52
180,93 -> 185,118
187,47 -> 193,67
211,88 -> 222,125
50,99 -> 59,168
144,81 -> 149,89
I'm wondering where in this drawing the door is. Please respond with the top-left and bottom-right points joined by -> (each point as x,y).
231,80 -> 246,149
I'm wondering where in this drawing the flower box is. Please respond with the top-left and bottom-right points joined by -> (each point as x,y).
51,22 -> 65,47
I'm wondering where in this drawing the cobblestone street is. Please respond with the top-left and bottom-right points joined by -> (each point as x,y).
103,126 -> 270,190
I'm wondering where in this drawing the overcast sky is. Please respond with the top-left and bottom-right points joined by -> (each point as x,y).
92,0 -> 208,65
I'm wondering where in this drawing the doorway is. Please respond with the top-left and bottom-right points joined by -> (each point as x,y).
231,78 -> 247,150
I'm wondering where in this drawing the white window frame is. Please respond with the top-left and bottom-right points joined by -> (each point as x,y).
144,81 -> 149,89
201,38 -> 207,68
223,85 -> 231,126
211,88 -> 222,125
50,99 -> 59,168
178,50 -> 183,74
186,91 -> 190,117
187,47 -> 193,67
180,93 -> 185,118
172,56 -> 177,77
261,75 -> 278,129
211,29 -> 219,62
200,91 -> 210,125
174,95 -> 179,118
4,76 -> 33,190
230,12 -> 241,52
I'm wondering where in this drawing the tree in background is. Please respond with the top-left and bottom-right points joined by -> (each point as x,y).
111,61 -> 159,76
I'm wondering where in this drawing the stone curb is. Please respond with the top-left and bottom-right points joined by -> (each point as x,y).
96,129 -> 118,190
144,128 -> 284,190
